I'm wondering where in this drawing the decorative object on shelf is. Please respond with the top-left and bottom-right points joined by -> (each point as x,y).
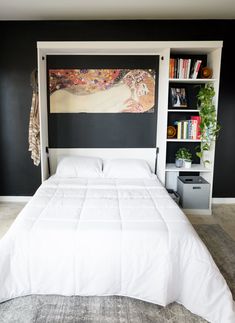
167,125 -> 177,138
170,87 -> 188,108
201,66 -> 213,79
196,83 -> 220,165
175,158 -> 184,168
175,147 -> 192,168
184,159 -> 192,169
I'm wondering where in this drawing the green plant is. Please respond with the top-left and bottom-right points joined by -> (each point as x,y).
175,147 -> 192,161
196,83 -> 220,164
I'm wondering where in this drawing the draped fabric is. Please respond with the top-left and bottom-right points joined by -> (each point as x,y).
28,69 -> 40,166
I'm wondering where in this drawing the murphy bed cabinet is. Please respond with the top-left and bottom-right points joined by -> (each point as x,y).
37,41 -> 222,216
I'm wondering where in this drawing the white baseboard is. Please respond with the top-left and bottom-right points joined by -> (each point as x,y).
0,196 -> 31,203
183,208 -> 212,215
1,196 -> 234,204
212,198 -> 235,204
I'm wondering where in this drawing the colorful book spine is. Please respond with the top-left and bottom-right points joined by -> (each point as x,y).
187,120 -> 192,139
174,117 -> 201,140
186,59 -> 191,78
182,120 -> 188,139
192,60 -> 202,79
169,58 -> 175,78
191,116 -> 201,139
177,121 -> 182,139
191,120 -> 197,140
169,58 -> 193,79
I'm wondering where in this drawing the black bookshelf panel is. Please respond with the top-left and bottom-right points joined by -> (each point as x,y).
166,141 -> 200,164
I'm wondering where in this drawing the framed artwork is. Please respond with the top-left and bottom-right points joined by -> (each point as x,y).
170,87 -> 188,108
49,69 -> 156,113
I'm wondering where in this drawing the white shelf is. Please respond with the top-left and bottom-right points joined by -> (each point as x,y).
168,109 -> 199,112
166,139 -> 201,142
169,78 -> 217,83
166,163 -> 212,172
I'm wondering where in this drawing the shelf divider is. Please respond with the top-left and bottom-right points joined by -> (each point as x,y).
168,109 -> 199,112
166,163 -> 212,172
169,78 -> 217,83
166,139 -> 201,142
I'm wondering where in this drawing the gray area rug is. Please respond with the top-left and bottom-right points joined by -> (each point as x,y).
195,224 -> 235,297
0,224 -> 234,323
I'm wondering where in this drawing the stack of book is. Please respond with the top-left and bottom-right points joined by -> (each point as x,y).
175,116 -> 201,140
169,58 -> 202,79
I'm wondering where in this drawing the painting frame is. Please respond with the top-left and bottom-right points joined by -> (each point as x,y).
48,68 -> 156,114
170,87 -> 188,108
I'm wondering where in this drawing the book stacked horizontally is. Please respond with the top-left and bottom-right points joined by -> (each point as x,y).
175,116 -> 201,139
169,58 -> 202,79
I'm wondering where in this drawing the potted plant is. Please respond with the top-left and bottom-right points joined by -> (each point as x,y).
196,83 -> 220,165
175,148 -> 192,168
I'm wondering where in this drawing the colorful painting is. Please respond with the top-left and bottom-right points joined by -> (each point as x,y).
49,69 -> 156,113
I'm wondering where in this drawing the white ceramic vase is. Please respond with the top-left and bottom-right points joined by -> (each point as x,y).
184,160 -> 192,168
175,158 -> 184,168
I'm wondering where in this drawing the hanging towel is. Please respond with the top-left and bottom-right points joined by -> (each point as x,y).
28,68 -> 40,166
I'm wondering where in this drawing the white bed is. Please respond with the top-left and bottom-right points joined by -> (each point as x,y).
0,157 -> 234,323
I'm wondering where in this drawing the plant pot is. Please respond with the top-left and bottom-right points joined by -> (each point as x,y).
184,160 -> 192,168
175,158 -> 184,168
202,150 -> 211,168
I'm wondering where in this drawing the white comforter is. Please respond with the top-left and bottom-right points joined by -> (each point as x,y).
0,176 -> 234,322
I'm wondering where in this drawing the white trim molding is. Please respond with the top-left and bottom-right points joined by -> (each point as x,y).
0,196 -> 31,203
212,198 -> 235,204
183,209 -> 212,216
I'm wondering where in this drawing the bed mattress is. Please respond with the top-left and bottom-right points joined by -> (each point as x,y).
0,176 -> 234,322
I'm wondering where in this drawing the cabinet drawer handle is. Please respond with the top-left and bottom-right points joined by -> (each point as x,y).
193,186 -> 201,189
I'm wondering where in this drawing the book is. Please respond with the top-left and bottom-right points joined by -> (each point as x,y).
174,59 -> 177,78
178,59 -> 183,78
190,60 -> 202,79
187,120 -> 192,139
169,58 -> 175,78
174,117 -> 200,140
191,116 -> 201,139
170,57 -> 201,79
177,121 -> 182,139
183,59 -> 188,79
186,59 -> 191,78
182,120 -> 188,139
189,59 -> 197,78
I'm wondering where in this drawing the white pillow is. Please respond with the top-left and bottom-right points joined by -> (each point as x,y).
103,158 -> 152,179
55,156 -> 103,178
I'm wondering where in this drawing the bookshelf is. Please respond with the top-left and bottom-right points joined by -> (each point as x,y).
156,41 -> 222,215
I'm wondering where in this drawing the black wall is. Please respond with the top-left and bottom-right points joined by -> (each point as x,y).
0,20 -> 234,197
